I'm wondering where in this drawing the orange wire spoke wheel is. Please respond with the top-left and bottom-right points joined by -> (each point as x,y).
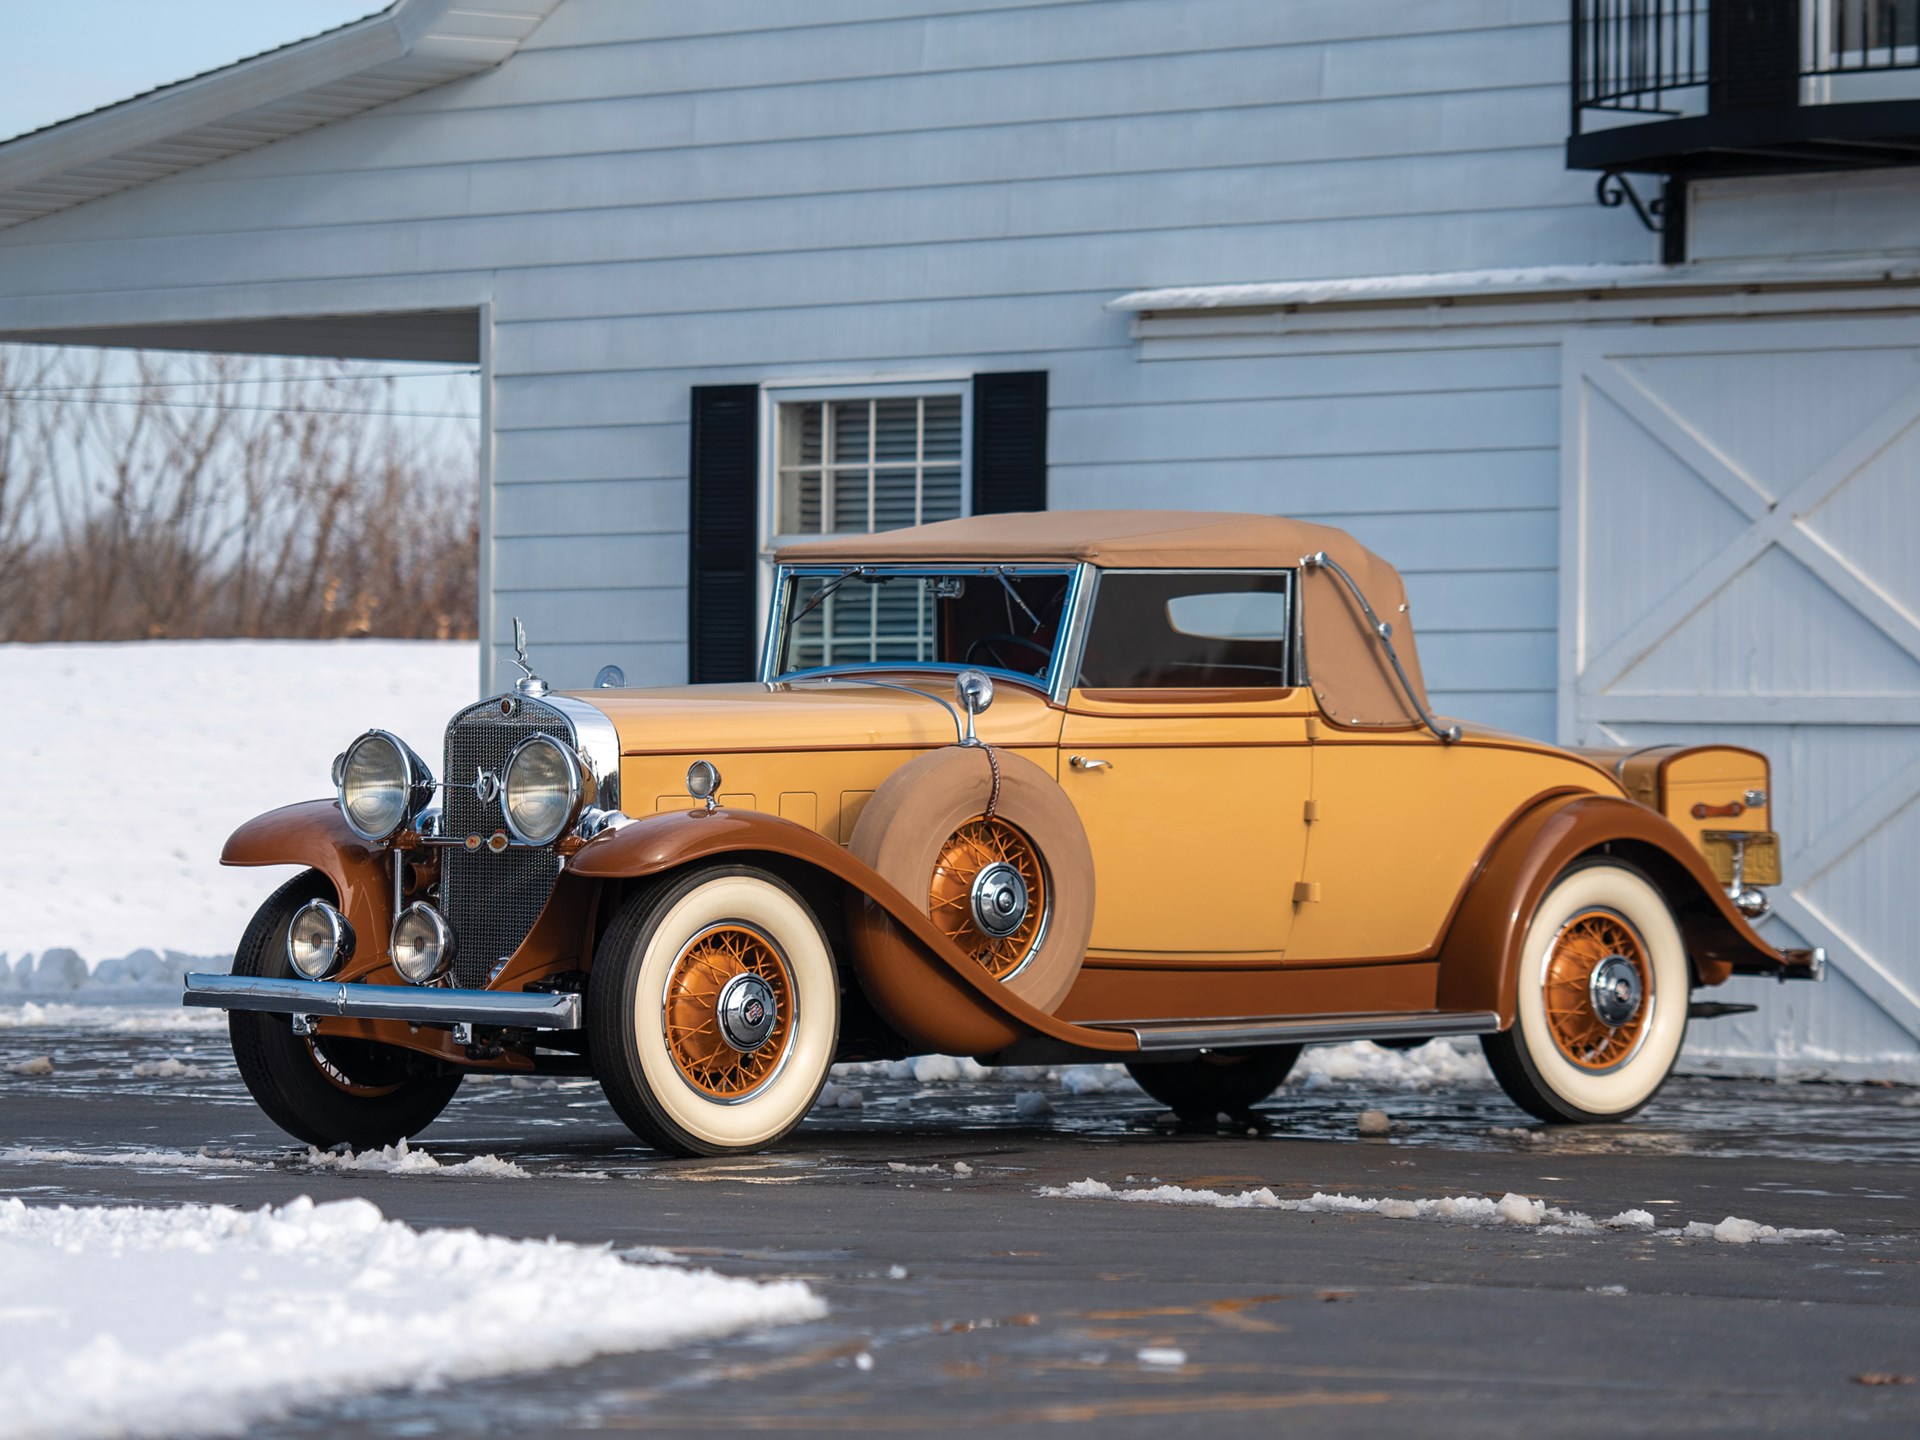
1542,907 -> 1653,1072
661,922 -> 796,1100
928,815 -> 1049,980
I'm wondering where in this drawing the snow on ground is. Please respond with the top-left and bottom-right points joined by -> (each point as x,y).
0,1002 -> 227,1031
0,1146 -> 260,1171
831,1039 -> 1489,1097
1041,1178 -> 1843,1243
0,1194 -> 823,1440
302,1140 -> 530,1179
1,640 -> 476,967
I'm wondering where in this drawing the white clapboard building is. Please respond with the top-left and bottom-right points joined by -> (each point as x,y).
1,0 -> 1915,1077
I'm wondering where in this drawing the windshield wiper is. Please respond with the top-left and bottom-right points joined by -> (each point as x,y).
790,567 -> 868,628
994,567 -> 1042,631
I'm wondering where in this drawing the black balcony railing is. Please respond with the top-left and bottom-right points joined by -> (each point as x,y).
1570,0 -> 1920,185
1574,1 -> 1709,117
1574,1 -> 1920,128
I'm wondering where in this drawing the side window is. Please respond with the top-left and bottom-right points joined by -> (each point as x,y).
1078,571 -> 1294,689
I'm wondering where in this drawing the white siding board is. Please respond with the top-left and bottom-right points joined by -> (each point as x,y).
31,94 -> 1576,240
401,12 -> 1563,115
1052,390 -> 1560,464
0,152 -> 1601,293
488,589 -> 686,644
490,345 -> 1558,431
1049,450 -> 1557,515
491,476 -> 683,536
523,0 -> 1565,54
492,532 -> 683,591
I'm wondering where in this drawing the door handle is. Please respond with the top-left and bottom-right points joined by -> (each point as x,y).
1069,755 -> 1111,771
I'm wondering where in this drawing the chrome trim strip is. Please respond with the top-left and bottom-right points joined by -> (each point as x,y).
544,692 -> 621,812
1099,1009 -> 1502,1052
1300,551 -> 1461,743
182,973 -> 582,1029
762,562 -> 1080,699
1048,562 -> 1097,707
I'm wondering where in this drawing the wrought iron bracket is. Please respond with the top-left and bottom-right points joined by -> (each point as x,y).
1596,170 -> 1665,233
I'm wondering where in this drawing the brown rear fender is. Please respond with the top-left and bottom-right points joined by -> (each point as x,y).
1435,792 -> 1790,1026
570,809 -> 1134,1057
221,800 -> 394,979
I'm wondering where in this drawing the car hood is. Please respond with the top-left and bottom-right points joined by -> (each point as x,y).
562,676 -> 1064,757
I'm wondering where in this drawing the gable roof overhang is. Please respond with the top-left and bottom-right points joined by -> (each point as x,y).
0,0 -> 559,232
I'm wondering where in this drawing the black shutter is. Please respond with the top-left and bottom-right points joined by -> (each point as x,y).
971,370 -> 1048,514
687,384 -> 759,683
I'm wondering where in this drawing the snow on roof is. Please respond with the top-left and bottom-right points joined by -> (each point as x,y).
0,0 -> 560,231
1108,258 -> 1920,313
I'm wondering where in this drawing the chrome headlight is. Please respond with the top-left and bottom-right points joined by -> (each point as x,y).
501,734 -> 595,846
333,730 -> 432,842
391,903 -> 455,985
286,899 -> 354,980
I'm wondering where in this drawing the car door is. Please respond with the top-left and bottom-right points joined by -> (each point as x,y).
1057,570 -> 1312,957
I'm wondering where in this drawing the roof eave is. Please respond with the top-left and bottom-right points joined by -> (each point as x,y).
0,0 -> 559,230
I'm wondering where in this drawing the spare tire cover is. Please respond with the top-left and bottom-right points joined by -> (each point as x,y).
849,746 -> 1094,1013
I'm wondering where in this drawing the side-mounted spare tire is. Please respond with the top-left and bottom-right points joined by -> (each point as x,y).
848,745 -> 1094,1013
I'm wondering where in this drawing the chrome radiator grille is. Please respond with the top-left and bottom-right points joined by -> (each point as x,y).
440,696 -> 571,989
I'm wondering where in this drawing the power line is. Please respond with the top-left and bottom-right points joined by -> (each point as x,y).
0,366 -> 480,397
2,394 -> 479,420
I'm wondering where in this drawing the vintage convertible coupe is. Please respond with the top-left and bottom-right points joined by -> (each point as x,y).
187,511 -> 1822,1154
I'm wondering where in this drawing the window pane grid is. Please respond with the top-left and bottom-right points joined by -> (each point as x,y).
776,395 -> 963,539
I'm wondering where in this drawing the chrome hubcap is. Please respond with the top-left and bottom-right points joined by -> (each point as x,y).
1589,954 -> 1644,1029
715,972 -> 779,1052
969,861 -> 1029,939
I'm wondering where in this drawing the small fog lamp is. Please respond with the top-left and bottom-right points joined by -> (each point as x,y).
501,734 -> 593,846
286,899 -> 354,980
391,903 -> 455,985
686,759 -> 722,809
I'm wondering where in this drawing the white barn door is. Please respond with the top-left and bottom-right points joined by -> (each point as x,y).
1562,318 -> 1920,1079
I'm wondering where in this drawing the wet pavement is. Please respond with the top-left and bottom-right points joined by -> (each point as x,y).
4,1007 -> 1919,1437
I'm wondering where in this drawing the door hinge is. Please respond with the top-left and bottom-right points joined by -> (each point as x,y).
1293,881 -> 1322,904
1303,799 -> 1320,822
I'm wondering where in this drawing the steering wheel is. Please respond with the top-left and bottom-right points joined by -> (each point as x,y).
964,633 -> 1053,674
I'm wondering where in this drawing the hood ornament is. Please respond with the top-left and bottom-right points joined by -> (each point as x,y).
510,616 -> 549,697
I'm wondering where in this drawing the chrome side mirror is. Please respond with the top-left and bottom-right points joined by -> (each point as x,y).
955,669 -> 994,746
594,664 -> 626,689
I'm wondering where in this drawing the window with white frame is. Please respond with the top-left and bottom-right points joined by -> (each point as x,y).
761,382 -> 971,663
773,391 -> 967,539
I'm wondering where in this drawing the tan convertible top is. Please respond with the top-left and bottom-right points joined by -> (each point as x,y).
776,511 -> 1433,730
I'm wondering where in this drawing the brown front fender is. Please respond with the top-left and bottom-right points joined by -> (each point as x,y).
569,809 -> 1133,1056
1435,792 -> 1791,1026
221,800 -> 394,979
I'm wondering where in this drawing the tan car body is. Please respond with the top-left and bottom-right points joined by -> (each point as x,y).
221,511 -> 1815,1073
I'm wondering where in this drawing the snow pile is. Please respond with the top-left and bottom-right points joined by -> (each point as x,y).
0,1195 -> 825,1440
0,1146 -> 262,1171
1042,1180 -> 1841,1242
0,950 -> 219,1002
1292,1039 -> 1493,1089
0,1003 -> 227,1033
2,639 -> 476,966
303,1141 -> 529,1179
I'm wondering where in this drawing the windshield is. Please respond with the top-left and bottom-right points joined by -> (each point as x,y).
771,565 -> 1074,686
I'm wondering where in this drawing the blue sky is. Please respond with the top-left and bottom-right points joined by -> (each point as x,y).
0,2 -> 386,143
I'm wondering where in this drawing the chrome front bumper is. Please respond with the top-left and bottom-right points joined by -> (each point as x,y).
182,973 -> 582,1029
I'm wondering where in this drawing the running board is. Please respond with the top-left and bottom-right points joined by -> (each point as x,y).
1090,1009 -> 1503,1053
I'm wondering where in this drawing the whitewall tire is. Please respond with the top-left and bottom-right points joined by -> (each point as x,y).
1481,859 -> 1690,1124
589,866 -> 839,1156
